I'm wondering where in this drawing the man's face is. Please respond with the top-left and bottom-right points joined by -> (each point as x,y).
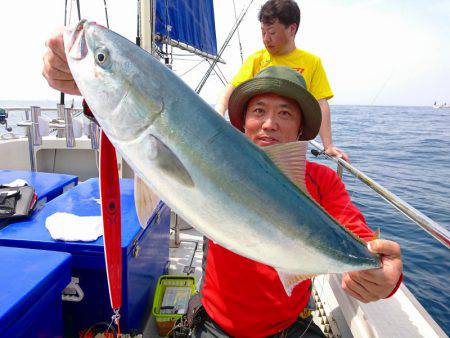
261,20 -> 296,55
244,93 -> 302,147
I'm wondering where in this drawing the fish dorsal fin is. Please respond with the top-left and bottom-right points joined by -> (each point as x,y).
262,141 -> 308,193
134,173 -> 160,229
148,135 -> 194,187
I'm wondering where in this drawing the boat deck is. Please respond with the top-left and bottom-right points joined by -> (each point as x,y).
143,223 -> 335,337
144,222 -> 447,338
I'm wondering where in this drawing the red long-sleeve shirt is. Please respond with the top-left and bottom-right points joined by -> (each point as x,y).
200,161 -> 375,337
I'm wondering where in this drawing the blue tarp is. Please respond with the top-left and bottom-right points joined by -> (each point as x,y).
156,0 -> 218,56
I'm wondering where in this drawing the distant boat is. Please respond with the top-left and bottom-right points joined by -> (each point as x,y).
433,101 -> 449,108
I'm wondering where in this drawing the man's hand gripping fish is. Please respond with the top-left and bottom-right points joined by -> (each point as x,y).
65,20 -> 380,295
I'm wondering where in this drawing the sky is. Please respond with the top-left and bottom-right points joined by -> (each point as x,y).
0,0 -> 449,106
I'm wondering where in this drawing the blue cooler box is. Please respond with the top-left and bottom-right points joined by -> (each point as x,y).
0,247 -> 71,338
0,178 -> 170,335
0,170 -> 78,207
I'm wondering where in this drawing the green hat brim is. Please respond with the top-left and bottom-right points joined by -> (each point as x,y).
228,77 -> 322,140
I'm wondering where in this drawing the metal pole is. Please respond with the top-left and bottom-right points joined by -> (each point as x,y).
61,0 -> 68,106
89,121 -> 100,150
136,0 -> 141,46
309,140 -> 450,250
64,108 -> 76,148
26,125 -> 36,172
57,103 -> 65,138
30,106 -> 42,146
232,0 -> 244,64
196,0 -> 254,93
139,0 -> 155,54
155,35 -> 226,63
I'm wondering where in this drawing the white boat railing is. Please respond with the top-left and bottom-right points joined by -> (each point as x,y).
1,105 -> 99,172
309,140 -> 450,250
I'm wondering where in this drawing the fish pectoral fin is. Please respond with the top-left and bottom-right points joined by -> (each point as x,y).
134,173 -> 160,228
262,141 -> 308,192
149,135 -> 194,187
276,268 -> 318,296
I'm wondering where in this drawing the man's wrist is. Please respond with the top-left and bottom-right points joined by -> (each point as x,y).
320,135 -> 333,148
385,273 -> 403,298
323,142 -> 333,150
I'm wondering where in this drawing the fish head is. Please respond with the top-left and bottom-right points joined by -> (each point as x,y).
65,20 -> 162,142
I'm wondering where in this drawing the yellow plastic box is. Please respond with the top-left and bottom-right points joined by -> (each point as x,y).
152,275 -> 197,336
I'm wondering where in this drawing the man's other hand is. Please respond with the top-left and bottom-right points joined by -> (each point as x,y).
342,239 -> 402,303
42,28 -> 81,95
325,145 -> 350,163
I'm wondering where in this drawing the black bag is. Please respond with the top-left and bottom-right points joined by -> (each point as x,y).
0,185 -> 36,220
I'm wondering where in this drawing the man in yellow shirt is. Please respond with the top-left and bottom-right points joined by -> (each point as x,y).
217,0 -> 349,161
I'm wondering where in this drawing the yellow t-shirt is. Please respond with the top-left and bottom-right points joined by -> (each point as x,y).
231,48 -> 333,101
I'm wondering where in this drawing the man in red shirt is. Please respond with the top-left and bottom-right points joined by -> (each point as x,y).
192,66 -> 403,337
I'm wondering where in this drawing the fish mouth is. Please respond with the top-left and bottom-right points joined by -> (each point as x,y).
65,19 -> 89,60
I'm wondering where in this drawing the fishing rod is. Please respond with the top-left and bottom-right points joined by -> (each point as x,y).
309,140 -> 450,250
196,0 -> 254,93
136,0 -> 141,46
61,0 -> 69,105
232,0 -> 244,64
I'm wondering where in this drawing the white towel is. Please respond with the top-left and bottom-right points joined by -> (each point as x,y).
45,212 -> 103,242
4,179 -> 29,187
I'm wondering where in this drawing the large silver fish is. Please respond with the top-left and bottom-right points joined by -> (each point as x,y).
65,20 -> 380,278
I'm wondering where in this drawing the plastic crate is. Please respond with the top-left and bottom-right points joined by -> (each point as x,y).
152,275 -> 197,336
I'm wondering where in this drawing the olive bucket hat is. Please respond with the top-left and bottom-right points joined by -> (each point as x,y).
228,66 -> 322,141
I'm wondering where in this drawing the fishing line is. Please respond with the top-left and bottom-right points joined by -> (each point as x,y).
64,0 -> 68,26
196,0 -> 254,93
211,61 -> 229,84
179,59 -> 205,77
370,67 -> 395,105
67,0 -> 81,27
82,321 -> 117,338
102,0 -> 110,28
232,0 -> 244,64
67,0 -> 73,27
206,60 -> 227,86
76,0 -> 81,20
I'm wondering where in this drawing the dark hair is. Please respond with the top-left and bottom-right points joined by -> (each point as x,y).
258,0 -> 300,33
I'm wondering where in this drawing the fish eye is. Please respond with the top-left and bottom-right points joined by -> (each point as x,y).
94,48 -> 110,66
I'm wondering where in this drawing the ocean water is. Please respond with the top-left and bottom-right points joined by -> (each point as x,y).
315,105 -> 450,334
1,101 -> 449,334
